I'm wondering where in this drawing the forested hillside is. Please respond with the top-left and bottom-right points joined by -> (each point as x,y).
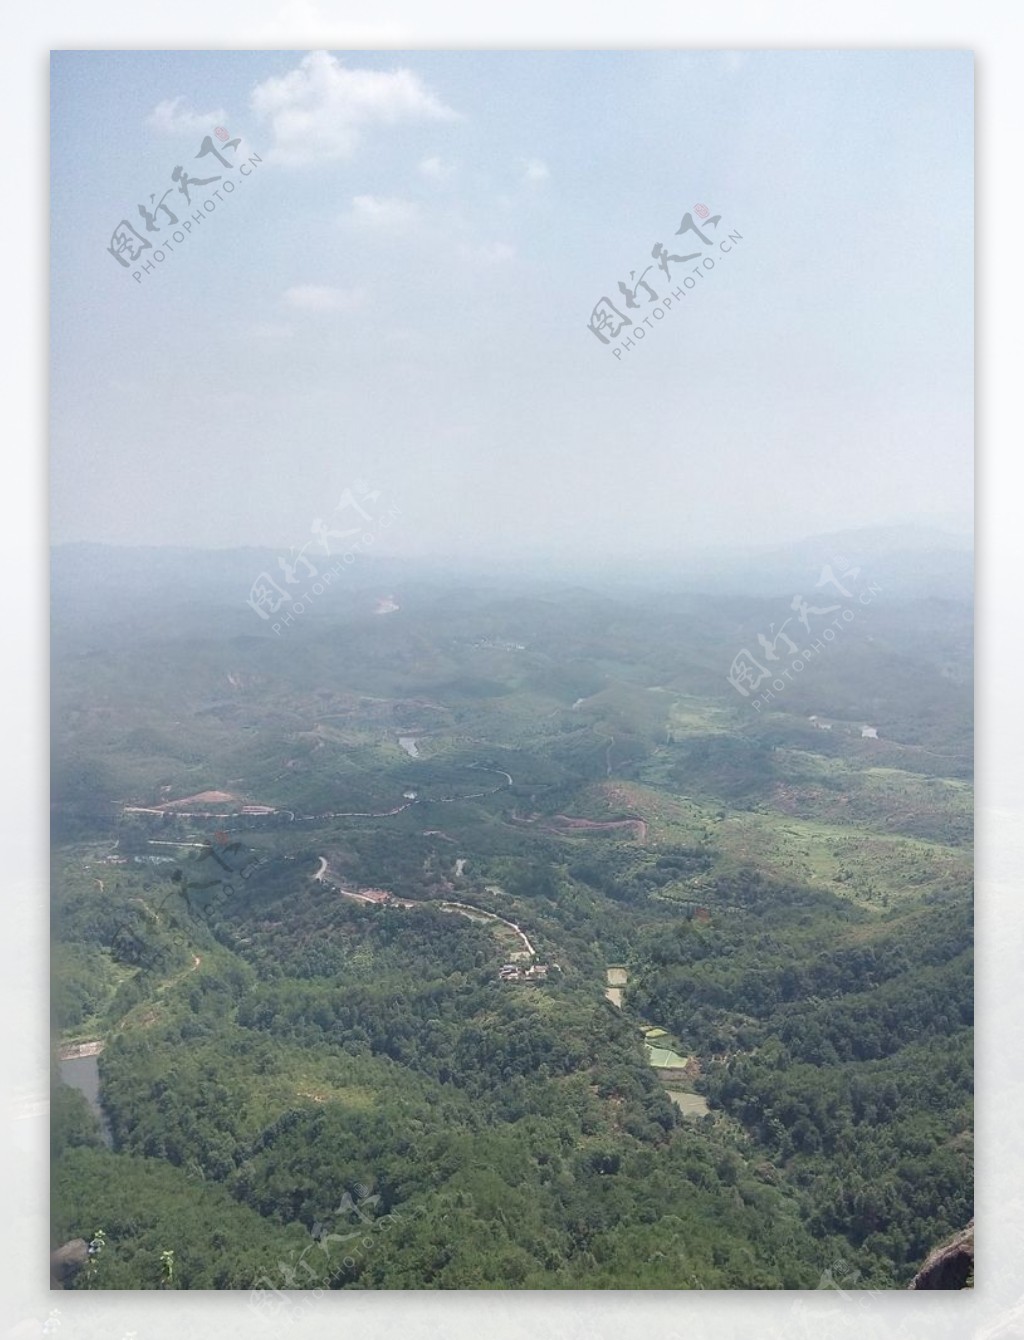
51,554 -> 972,1290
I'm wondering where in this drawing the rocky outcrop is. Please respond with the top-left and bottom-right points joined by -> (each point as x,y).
908,1220 -> 974,1289
50,1238 -> 89,1289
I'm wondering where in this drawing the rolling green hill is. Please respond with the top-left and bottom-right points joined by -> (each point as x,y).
51,550 -> 972,1290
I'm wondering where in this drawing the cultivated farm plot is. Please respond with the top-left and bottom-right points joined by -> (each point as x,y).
560,774 -> 970,909
667,696 -> 737,737
664,1089 -> 710,1118
585,781 -> 711,847
646,1043 -> 690,1068
713,810 -> 971,906
605,965 -> 628,1008
768,755 -> 973,845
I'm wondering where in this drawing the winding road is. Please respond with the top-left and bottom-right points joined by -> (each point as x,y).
132,763 -> 516,832
319,857 -> 537,958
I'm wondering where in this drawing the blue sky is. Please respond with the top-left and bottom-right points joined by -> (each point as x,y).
50,49 -> 973,559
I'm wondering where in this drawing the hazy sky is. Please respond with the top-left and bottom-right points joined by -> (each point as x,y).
51,49 -> 973,559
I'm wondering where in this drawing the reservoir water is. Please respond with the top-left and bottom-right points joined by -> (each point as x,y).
59,1052 -> 113,1147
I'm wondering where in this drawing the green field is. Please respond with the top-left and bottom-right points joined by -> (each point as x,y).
646,1044 -> 690,1068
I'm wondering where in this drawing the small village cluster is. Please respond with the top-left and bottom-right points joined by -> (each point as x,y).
498,961 -> 554,984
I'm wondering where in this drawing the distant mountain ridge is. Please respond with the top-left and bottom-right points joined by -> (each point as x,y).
51,522 -> 974,603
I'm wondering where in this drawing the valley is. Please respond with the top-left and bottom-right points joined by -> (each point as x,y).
50,549 -> 973,1291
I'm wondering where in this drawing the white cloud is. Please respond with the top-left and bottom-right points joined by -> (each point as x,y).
283,284 -> 364,313
344,195 -> 421,234
418,155 -> 455,181
250,50 -> 457,167
522,158 -> 550,183
146,98 -> 228,137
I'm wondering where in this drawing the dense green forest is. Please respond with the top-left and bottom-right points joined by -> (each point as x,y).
51,556 -> 972,1289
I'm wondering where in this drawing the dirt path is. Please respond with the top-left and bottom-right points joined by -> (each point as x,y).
113,951 -> 202,1034
123,761 -> 516,843
547,815 -> 647,842
329,870 -> 536,957
293,767 -> 514,823
436,899 -> 535,956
